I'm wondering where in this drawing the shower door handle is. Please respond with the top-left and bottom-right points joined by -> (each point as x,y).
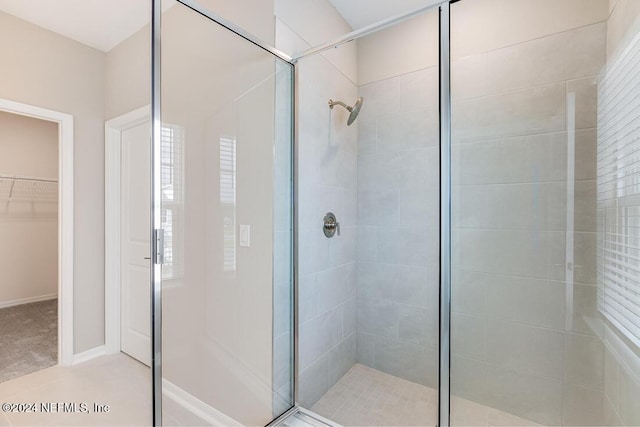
323,212 -> 340,238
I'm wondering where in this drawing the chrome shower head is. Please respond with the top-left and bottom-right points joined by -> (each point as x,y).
328,97 -> 364,126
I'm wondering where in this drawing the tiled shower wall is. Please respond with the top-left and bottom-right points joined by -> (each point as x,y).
281,2 -> 637,423
275,14 -> 359,406
450,12 -> 607,426
296,49 -> 358,406
355,68 -> 440,388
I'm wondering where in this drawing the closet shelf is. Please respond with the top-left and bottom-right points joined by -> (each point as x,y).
0,174 -> 58,202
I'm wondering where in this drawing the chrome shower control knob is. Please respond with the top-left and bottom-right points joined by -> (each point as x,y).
323,212 -> 340,238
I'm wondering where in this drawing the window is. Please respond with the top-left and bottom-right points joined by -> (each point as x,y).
220,136 -> 236,272
161,124 -> 184,280
597,30 -> 640,347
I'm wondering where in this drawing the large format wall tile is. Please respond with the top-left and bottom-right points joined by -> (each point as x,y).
564,333 -> 604,389
455,229 -> 566,280
377,227 -> 438,267
298,355 -> 329,408
452,313 -> 487,360
291,20 -> 359,405
357,297 -> 399,338
484,275 -> 566,330
485,320 -> 564,380
451,270 -> 487,318
355,65 -> 439,388
485,23 -> 605,94
454,129 -> 597,186
562,385 -> 605,426
357,262 -> 433,307
453,82 -> 567,143
453,356 -> 564,426
373,335 -> 438,388
317,263 -> 356,315
357,189 -> 399,226
299,307 -> 343,370
481,364 -> 564,426
451,17 -> 607,425
328,333 -> 357,386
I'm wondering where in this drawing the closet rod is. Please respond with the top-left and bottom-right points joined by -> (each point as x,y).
0,174 -> 58,183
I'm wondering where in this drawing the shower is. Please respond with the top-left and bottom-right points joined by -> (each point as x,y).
328,97 -> 363,125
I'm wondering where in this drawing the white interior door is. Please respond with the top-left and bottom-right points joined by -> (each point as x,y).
120,121 -> 151,366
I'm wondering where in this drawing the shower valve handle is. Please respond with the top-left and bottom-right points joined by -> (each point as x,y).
323,212 -> 340,238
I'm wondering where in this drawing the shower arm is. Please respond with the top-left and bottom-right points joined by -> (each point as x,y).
328,99 -> 352,112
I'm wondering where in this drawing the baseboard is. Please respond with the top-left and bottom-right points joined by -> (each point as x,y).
72,345 -> 106,365
162,379 -> 240,426
0,293 -> 57,309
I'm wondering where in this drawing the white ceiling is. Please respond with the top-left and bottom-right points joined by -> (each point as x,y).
328,0 -> 437,29
0,0 -> 435,53
0,0 -> 172,52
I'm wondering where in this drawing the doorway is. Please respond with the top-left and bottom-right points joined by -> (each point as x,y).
105,106 -> 152,366
0,98 -> 74,380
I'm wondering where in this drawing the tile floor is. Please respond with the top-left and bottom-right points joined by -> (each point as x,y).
0,355 -> 542,427
0,353 -> 151,426
311,364 -> 540,427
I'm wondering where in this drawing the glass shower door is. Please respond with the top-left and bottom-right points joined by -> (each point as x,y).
156,1 -> 294,425
449,0 -> 640,426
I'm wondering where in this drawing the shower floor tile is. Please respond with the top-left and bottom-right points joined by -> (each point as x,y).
311,364 -> 540,427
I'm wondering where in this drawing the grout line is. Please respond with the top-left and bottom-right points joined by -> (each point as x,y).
452,74 -> 602,104
454,20 -> 607,62
359,65 -> 438,88
452,266 -> 597,287
453,126 -> 598,144
452,310 -> 606,340
455,227 -> 598,234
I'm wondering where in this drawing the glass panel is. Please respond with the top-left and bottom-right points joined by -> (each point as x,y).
290,8 -> 440,426
451,0 -> 640,426
159,2 -> 294,425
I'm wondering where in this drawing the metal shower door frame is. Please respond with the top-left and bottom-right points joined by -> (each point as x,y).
150,1 -> 297,425
149,0 -> 454,425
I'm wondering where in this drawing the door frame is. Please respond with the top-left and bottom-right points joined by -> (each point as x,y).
0,98 -> 74,366
104,105 -> 150,355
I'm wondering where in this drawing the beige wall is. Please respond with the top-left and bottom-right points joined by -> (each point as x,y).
0,112 -> 58,179
105,24 -> 149,120
0,10 -> 106,353
276,0 -> 356,83
0,111 -> 58,305
106,0 -> 276,121
0,0 -> 276,360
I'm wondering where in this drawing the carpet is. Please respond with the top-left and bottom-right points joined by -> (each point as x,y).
0,299 -> 57,383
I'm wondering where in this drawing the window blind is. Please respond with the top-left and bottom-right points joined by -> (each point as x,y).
161,124 -> 184,280
220,137 -> 237,272
597,30 -> 640,348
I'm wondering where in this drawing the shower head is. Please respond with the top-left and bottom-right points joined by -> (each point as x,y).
328,97 -> 364,126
